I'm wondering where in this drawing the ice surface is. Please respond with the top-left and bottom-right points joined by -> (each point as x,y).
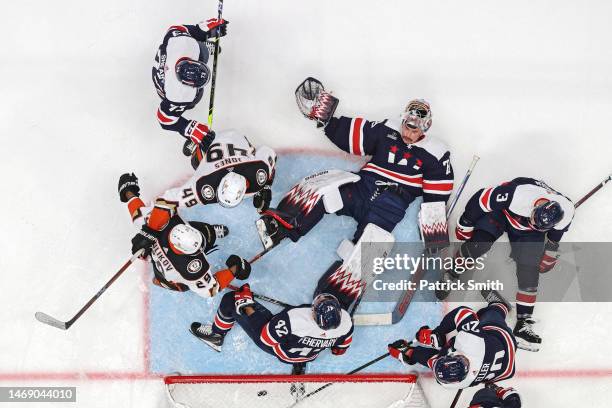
3,0 -> 612,406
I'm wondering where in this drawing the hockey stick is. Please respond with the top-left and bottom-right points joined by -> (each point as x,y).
34,249 -> 144,330
227,284 -> 293,308
449,389 -> 463,408
574,173 -> 611,208
287,352 -> 390,407
353,155 -> 480,326
207,0 -> 224,126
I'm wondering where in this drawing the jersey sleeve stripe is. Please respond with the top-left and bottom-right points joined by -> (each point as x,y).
479,188 -> 493,212
349,118 -> 365,156
337,335 -> 352,348
490,302 -> 509,318
361,163 -> 423,187
482,325 -> 516,381
502,210 -> 532,231
259,323 -> 316,363
169,25 -> 188,33
422,180 -> 454,195
157,107 -> 179,125
454,307 -> 478,327
427,355 -> 440,369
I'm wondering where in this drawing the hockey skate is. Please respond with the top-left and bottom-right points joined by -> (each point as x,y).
481,289 -> 512,311
190,322 -> 224,352
434,269 -> 461,300
513,318 -> 542,352
256,210 -> 297,250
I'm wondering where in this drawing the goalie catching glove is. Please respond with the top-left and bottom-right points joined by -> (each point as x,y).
295,77 -> 339,128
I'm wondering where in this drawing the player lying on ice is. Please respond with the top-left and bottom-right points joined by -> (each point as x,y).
140,130 -> 277,216
152,18 -> 228,160
118,173 -> 250,297
436,177 -> 575,351
256,77 -> 454,312
388,291 -> 518,400
190,287 -> 353,374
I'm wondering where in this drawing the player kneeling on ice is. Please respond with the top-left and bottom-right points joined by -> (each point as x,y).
437,177 -> 574,351
119,173 -> 250,297
388,292 -> 516,391
191,288 -> 353,368
152,18 -> 228,160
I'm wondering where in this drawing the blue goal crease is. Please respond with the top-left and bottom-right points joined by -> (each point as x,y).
149,152 -> 443,375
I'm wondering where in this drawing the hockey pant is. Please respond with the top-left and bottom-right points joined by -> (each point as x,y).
278,174 -> 413,242
461,211 -> 546,318
211,291 -> 280,361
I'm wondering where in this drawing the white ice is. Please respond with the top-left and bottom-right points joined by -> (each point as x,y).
2,0 -> 612,407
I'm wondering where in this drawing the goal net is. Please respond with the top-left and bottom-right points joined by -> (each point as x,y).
164,373 -> 430,408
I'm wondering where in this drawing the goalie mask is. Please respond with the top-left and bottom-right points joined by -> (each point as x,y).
168,224 -> 204,255
218,172 -> 248,208
402,99 -> 432,132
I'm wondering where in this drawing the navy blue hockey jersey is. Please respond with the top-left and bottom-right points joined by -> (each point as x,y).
461,177 -> 574,242
412,305 -> 517,389
259,306 -> 353,364
152,24 -> 211,134
324,116 -> 454,203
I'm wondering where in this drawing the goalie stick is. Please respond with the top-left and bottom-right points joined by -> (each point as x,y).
35,249 -> 144,330
352,155 -> 480,326
207,0 -> 224,126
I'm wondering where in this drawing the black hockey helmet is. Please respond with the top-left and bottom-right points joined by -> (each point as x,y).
433,352 -> 470,384
175,57 -> 210,88
312,293 -> 342,330
531,200 -> 564,230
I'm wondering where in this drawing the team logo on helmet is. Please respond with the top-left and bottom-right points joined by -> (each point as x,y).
201,185 -> 215,201
256,169 -> 268,186
187,259 -> 203,273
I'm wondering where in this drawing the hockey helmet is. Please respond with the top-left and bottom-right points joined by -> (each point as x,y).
433,352 -> 470,385
168,223 -> 204,255
175,57 -> 211,88
401,99 -> 432,132
218,172 -> 248,208
531,200 -> 564,230
312,293 -> 342,330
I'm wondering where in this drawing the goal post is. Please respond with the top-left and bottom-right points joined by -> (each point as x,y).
164,373 -> 430,408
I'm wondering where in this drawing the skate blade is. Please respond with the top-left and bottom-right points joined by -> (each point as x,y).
189,329 -> 223,352
256,219 -> 274,250
516,338 -> 540,352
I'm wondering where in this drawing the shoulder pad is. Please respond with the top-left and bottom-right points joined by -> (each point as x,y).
414,136 -> 450,161
383,117 -> 401,133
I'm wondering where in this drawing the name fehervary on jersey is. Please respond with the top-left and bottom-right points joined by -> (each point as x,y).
298,337 -> 338,348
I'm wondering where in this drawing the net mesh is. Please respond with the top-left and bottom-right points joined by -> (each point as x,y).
165,374 -> 430,408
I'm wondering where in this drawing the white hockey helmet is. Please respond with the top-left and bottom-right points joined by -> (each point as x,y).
402,99 -> 432,132
218,172 -> 248,208
168,224 -> 204,255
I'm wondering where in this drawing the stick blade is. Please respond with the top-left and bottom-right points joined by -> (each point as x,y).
35,312 -> 68,330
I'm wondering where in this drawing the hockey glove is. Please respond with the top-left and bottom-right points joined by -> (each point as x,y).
234,284 -> 255,315
295,77 -> 339,128
226,255 -> 251,280
415,326 -> 444,349
485,383 -> 522,407
198,18 -> 228,38
118,172 -> 140,203
131,225 -> 159,258
539,238 -> 560,273
388,339 -> 416,365
331,347 -> 347,356
253,185 -> 272,213
455,215 -> 474,241
184,120 -> 215,148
